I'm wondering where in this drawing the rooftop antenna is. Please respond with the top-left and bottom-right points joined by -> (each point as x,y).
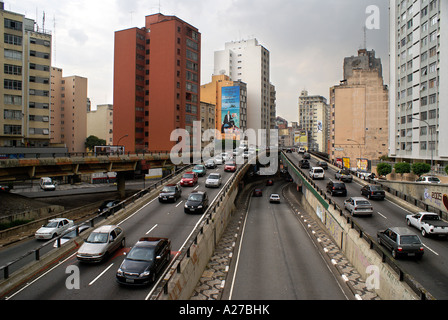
53,15 -> 56,64
363,26 -> 367,50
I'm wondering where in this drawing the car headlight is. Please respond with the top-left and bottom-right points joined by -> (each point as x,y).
198,205 -> 203,209
117,268 -> 123,276
185,203 -> 188,208
140,271 -> 150,277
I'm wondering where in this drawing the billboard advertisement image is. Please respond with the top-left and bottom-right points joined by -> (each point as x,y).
221,86 -> 241,140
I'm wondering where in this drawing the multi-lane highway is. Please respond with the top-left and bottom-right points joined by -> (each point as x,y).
226,179 -> 352,300
283,151 -> 448,300
2,162 -> 240,300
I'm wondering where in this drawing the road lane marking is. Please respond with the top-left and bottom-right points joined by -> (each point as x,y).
194,185 -> 199,190
146,224 -> 158,234
176,200 -> 183,207
89,263 -> 114,286
423,244 -> 439,256
376,211 -> 387,219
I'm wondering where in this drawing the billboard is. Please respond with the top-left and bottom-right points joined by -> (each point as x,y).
294,131 -> 308,147
220,86 -> 241,140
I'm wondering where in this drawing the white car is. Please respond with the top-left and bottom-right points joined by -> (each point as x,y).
309,167 -> 325,180
416,176 -> 441,184
35,218 -> 74,240
214,155 -> 223,165
205,173 -> 222,188
344,197 -> 373,216
269,194 -> 281,203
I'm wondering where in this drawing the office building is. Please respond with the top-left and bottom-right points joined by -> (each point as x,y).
50,67 -> 88,153
330,49 -> 389,167
213,38 -> 274,143
298,90 -> 329,153
1,4 -> 52,147
389,0 -> 448,168
113,13 -> 201,153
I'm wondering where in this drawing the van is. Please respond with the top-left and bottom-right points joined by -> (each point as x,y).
39,177 -> 56,191
309,167 -> 325,180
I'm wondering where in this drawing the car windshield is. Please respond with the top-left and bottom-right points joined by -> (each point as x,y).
225,162 -> 235,165
44,221 -> 59,228
422,214 -> 440,221
400,235 -> 421,245
208,174 -> 220,179
428,177 -> 440,182
127,246 -> 155,262
86,232 -> 109,244
370,185 -> 382,191
194,166 -> 204,170
183,174 -> 194,178
162,186 -> 176,192
271,194 -> 279,198
188,194 -> 203,201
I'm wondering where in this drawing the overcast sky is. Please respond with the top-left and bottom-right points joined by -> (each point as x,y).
6,0 -> 389,123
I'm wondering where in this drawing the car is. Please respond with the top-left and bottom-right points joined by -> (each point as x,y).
180,172 -> 198,187
344,197 -> 374,216
377,227 -> 424,259
298,147 -> 306,154
158,184 -> 182,202
77,225 -> 125,263
299,159 -> 310,169
224,161 -> 237,172
184,191 -> 209,214
326,180 -> 347,196
39,177 -> 56,191
269,194 -> 281,203
266,179 -> 274,186
205,159 -> 217,169
335,169 -> 353,182
98,200 -> 121,216
116,237 -> 171,285
302,152 -> 310,159
35,218 -> 74,240
360,185 -> 385,200
0,184 -> 11,192
214,155 -> 224,165
253,188 -> 263,197
192,164 -> 207,177
309,167 -> 325,180
406,212 -> 448,238
53,224 -> 89,248
316,161 -> 328,170
205,173 -> 222,188
416,176 -> 441,184
221,152 -> 231,161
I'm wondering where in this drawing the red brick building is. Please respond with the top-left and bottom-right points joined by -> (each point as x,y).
113,13 -> 201,153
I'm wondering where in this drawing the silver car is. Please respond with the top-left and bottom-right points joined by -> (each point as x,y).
344,197 -> 373,216
77,225 -> 125,263
205,173 -> 222,188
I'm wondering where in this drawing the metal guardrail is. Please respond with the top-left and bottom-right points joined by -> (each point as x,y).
281,151 -> 434,300
0,164 -> 193,281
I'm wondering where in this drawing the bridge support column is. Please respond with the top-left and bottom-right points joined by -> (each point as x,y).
116,172 -> 126,198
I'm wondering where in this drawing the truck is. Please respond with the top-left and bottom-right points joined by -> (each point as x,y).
406,212 -> 448,237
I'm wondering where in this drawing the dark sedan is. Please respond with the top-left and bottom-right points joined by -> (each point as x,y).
253,188 -> 263,197
184,191 -> 209,214
377,227 -> 424,259
361,184 -> 385,200
98,200 -> 121,216
316,161 -> 328,170
158,184 -> 182,202
116,237 -> 171,285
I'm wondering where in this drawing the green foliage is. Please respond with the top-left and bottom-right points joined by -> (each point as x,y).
445,165 -> 448,175
376,163 -> 392,176
85,135 -> 106,151
394,162 -> 411,174
411,163 -> 431,176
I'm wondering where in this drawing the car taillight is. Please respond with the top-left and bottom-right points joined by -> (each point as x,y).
420,247 -> 424,252
397,247 -> 403,252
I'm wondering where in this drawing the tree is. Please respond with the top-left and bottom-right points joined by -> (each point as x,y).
445,165 -> 448,175
411,163 -> 431,176
394,162 -> 411,174
85,135 -> 106,151
376,163 -> 392,176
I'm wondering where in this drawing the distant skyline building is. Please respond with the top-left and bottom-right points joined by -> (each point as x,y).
113,13 -> 201,153
87,104 -> 113,145
213,38 -> 275,144
50,67 -> 88,153
389,0 -> 448,168
330,49 -> 389,167
298,90 -> 329,153
1,4 -> 52,147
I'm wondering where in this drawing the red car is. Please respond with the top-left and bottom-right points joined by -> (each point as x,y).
266,179 -> 274,186
253,189 -> 263,197
180,172 -> 198,187
224,162 -> 237,172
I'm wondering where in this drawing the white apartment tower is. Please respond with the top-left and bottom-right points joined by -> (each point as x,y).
389,0 -> 448,167
214,38 -> 274,143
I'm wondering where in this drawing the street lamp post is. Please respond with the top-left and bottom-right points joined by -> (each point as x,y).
412,117 -> 433,172
117,134 -> 129,155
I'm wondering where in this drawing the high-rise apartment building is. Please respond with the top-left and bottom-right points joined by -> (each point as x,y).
389,0 -> 448,168
87,104 -> 114,145
50,67 -> 88,153
1,4 -> 52,147
330,49 -> 389,167
113,13 -> 201,153
298,90 -> 329,153
213,39 -> 274,143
